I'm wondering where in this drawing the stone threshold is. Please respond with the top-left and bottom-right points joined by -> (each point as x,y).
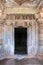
6,55 -> 36,59
4,53 -> 43,60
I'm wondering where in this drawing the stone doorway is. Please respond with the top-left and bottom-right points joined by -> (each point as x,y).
14,27 -> 27,54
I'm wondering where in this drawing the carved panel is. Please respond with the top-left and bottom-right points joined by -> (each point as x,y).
0,1 -> 5,19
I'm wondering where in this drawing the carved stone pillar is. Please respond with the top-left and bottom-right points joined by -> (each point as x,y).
3,25 -> 14,54
27,26 -> 32,55
27,21 -> 39,55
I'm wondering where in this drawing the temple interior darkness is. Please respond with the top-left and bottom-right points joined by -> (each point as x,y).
15,27 -> 27,54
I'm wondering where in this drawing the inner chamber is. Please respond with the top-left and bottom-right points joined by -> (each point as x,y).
14,27 -> 27,54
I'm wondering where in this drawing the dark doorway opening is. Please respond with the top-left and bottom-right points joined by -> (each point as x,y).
14,27 -> 27,54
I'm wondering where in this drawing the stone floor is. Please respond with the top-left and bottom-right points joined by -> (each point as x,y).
0,58 -> 43,65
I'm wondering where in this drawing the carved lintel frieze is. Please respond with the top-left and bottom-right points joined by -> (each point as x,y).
4,19 -> 33,28
6,14 -> 35,20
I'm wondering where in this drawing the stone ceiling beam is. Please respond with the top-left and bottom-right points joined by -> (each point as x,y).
5,7 -> 38,14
